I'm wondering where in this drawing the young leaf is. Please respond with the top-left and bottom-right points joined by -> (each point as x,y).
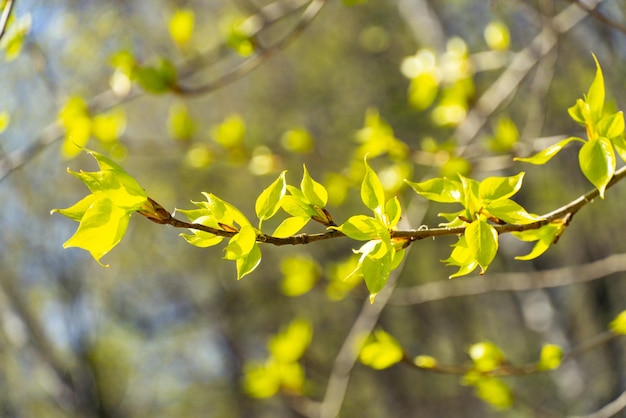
478,172 -> 524,202
273,216 -> 309,238
597,111 -> 624,139
169,9 -> 195,48
333,215 -> 387,241
512,223 -> 563,260
361,158 -> 386,213
442,236 -> 479,278
385,197 -> 402,228
301,165 -> 328,208
579,136 -> 615,198
236,243 -> 262,280
225,224 -> 257,260
468,341 -> 505,372
465,220 -> 498,274
178,215 -> 224,248
485,199 -> 542,224
255,171 -> 287,224
361,241 -> 392,301
586,54 -> 605,122
52,151 -> 148,265
405,177 -> 462,203
514,137 -> 584,165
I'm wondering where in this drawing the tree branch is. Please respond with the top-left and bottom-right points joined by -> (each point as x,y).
153,165 -> 626,246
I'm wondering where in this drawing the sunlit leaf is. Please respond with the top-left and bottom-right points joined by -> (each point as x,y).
211,114 -> 245,148
485,199 -> 542,224
301,164 -> 328,207
92,108 -> 126,143
484,20 -> 510,51
225,224 -> 257,260
586,54 -> 605,122
514,137 -> 584,165
478,172 -> 524,202
167,102 -> 196,141
361,158 -> 386,213
512,223 -> 563,261
470,376 -> 513,410
465,220 -> 498,274
597,111 -> 624,139
414,355 -> 438,369
134,58 -> 177,94
333,215 -> 386,241
579,136 -> 615,198
0,111 -> 9,134
256,171 -> 287,224
236,242 -> 262,280
281,128 -> 314,153
385,196 -> 402,228
273,216 -> 309,238
405,177 -> 462,203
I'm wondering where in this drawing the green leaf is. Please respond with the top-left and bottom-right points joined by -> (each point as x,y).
514,137 -> 585,165
361,240 -> 392,301
471,376 -> 513,410
236,243 -> 262,280
359,329 -> 403,370
179,215 -> 224,248
255,171 -> 287,225
61,198 -> 130,266
385,197 -> 402,227
301,165 -> 328,207
0,111 -> 9,134
611,134 -> 626,162
512,223 -> 563,260
478,172 -> 524,202
442,236 -> 479,278
597,111 -> 624,139
465,220 -> 498,274
567,99 -> 588,125
280,195 -> 317,218
52,151 -> 148,265
167,102 -> 195,141
273,216 -> 309,238
225,224 -> 257,261
361,158 -> 386,212
586,54 -> 605,122
610,311 -> 626,335
579,136 -> 615,198
333,215 -> 387,241
405,177 -> 462,203
485,199 -> 542,224
537,344 -> 562,371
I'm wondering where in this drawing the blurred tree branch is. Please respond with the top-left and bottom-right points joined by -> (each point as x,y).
566,0 -> 626,36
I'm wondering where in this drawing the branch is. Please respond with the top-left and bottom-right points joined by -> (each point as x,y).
569,388 -> 626,418
152,165 -> 626,246
173,0 -> 327,97
390,252 -> 626,306
566,0 -> 626,36
454,0 -> 603,149
0,0 -> 14,42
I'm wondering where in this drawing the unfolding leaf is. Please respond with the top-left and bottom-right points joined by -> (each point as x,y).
236,243 -> 262,280
273,216 -> 309,238
361,158 -> 386,213
514,137 -> 584,165
405,177 -> 462,203
586,54 -> 605,122
468,341 -> 505,372
512,223 -> 563,260
301,165 -> 328,208
579,136 -> 615,198
385,196 -> 402,227
268,318 -> 313,362
465,220 -> 498,274
52,151 -> 148,265
478,172 -> 524,202
597,111 -> 624,139
333,215 -> 387,241
225,224 -> 257,260
485,199 -> 542,224
256,171 -> 287,226
610,311 -> 626,335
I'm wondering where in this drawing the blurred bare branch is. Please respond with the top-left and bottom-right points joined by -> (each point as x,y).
566,0 -> 626,36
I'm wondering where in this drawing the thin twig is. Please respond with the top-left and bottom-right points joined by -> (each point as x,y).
566,0 -> 626,36
174,0 -> 326,97
454,0 -> 603,150
159,165 -> 626,245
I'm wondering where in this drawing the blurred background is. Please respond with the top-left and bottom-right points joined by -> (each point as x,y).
2,0 -> 626,416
